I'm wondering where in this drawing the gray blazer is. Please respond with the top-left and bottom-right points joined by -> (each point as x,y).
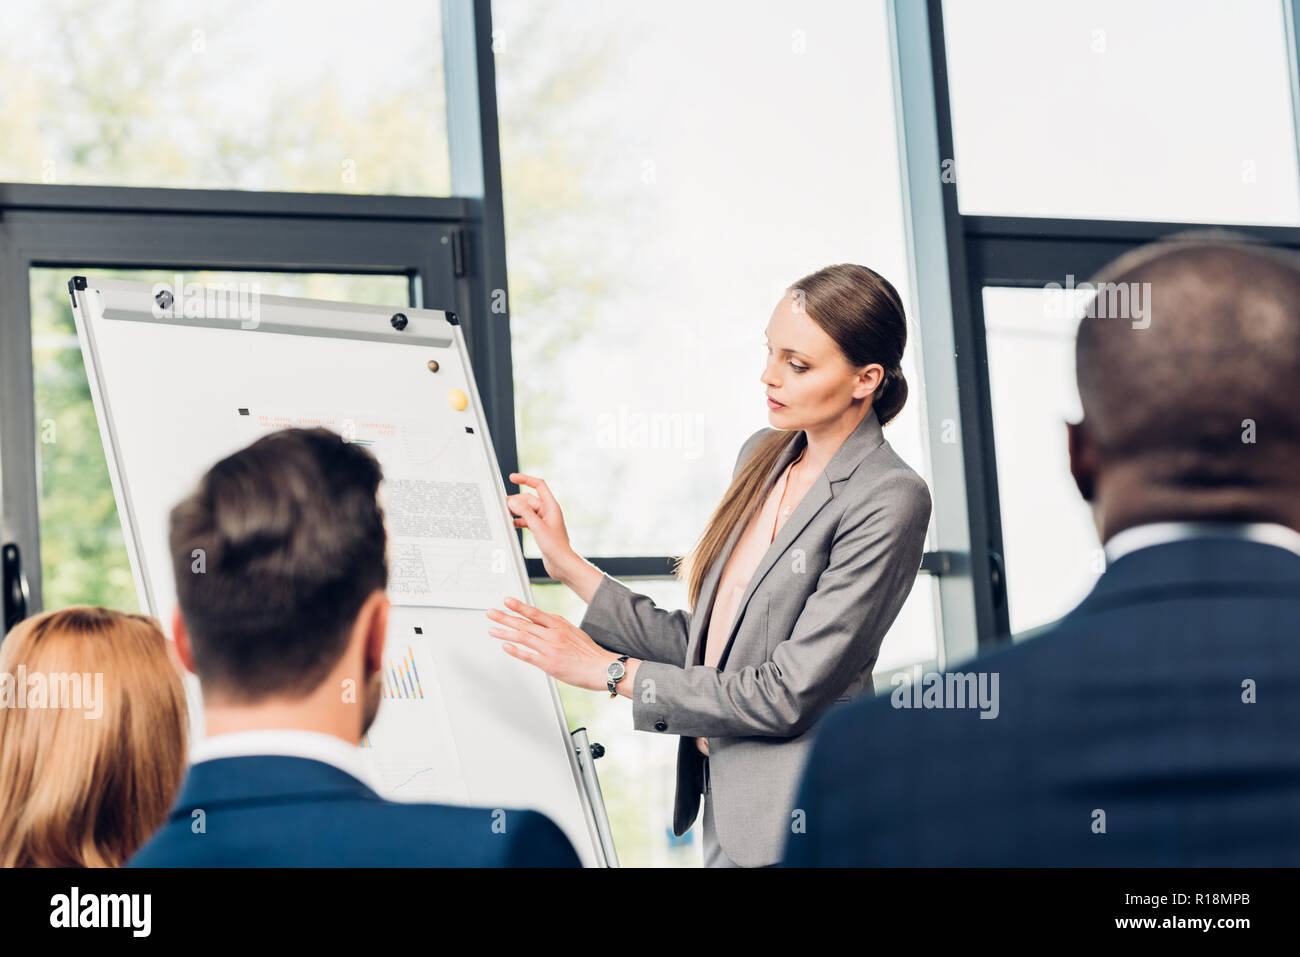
578,406 -> 932,866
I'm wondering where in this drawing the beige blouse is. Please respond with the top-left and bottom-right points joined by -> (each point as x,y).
695,445 -> 808,757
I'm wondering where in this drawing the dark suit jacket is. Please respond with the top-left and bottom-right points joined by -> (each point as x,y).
128,755 -> 582,867
783,536 -> 1300,865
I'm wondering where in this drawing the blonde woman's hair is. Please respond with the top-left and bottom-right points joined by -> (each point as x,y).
674,263 -> 910,610
0,607 -> 188,867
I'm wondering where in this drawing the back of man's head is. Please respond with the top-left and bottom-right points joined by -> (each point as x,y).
1073,232 -> 1300,531
168,427 -> 388,702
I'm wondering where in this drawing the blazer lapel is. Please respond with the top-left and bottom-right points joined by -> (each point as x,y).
704,407 -> 886,670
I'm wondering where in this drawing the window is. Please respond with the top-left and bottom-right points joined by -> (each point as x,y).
3,0 -> 451,195
983,286 -> 1101,634
943,0 -> 1300,224
495,0 -> 931,559
494,0 -> 939,867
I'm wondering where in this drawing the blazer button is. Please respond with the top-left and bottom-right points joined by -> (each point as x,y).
654,720 -> 667,732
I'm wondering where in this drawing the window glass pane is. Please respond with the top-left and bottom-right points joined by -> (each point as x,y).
494,0 -> 931,559
984,286 -> 1101,635
30,268 -> 410,612
3,1 -> 450,195
493,0 -> 941,869
943,0 -> 1300,224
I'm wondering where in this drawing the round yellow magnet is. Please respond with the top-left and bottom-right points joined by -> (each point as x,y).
448,388 -> 469,411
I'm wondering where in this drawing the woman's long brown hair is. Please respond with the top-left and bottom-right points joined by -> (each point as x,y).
0,607 -> 189,867
673,263 -> 910,610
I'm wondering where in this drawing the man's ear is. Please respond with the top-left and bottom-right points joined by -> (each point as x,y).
362,590 -> 389,676
1067,418 -> 1096,502
170,605 -> 198,675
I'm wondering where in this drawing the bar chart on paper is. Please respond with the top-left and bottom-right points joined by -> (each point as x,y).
383,646 -> 425,700
360,630 -> 469,805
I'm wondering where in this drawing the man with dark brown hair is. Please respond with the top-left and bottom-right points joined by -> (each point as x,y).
131,427 -> 579,867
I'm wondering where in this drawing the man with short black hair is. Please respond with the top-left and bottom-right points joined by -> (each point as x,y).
131,427 -> 580,867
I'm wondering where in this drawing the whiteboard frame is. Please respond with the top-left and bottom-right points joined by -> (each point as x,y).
68,275 -> 611,867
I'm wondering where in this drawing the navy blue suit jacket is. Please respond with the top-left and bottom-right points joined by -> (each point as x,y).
783,536 -> 1300,865
129,755 -> 582,867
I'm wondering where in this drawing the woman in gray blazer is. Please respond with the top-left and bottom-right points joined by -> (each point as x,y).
485,262 -> 932,867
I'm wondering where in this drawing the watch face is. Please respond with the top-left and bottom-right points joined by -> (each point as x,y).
607,661 -> 626,681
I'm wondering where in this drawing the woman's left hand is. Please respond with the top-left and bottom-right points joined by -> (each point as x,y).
485,597 -> 618,692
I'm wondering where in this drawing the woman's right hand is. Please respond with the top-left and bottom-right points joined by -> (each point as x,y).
506,473 -> 579,584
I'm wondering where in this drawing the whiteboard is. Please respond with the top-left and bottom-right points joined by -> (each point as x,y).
69,276 -> 603,866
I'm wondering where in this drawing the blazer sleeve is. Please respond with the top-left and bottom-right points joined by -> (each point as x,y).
577,427 -> 771,664
628,468 -> 931,739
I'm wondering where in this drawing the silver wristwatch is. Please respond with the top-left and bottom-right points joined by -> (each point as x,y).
606,655 -> 630,698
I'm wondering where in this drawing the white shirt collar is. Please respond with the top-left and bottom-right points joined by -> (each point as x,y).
1104,520 -> 1300,565
190,728 -> 381,793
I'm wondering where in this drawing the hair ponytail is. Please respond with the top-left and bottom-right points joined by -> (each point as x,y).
873,366 -> 908,427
